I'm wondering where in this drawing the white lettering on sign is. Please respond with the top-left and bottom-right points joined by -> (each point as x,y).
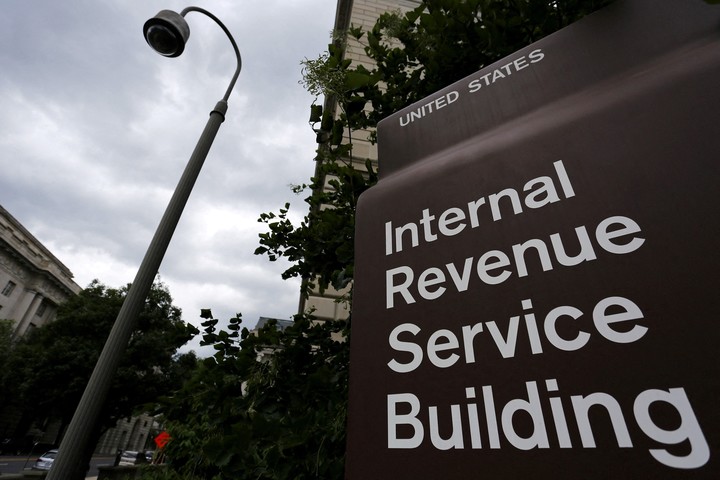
399,91 -> 460,127
387,295 -> 647,373
467,49 -> 545,93
384,159 -> 574,256
377,154 -> 713,471
397,49 -> 546,128
387,381 -> 710,470
385,215 -> 644,308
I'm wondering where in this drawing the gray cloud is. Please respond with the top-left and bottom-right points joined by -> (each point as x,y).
1,0 -> 335,354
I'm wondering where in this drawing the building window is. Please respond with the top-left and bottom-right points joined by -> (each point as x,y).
1,281 -> 16,297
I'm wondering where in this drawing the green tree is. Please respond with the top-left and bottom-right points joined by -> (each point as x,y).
257,0 -> 613,292
151,2 -> 614,478
0,319 -> 12,376
350,0 -> 612,133
0,280 -> 198,458
143,311 -> 347,480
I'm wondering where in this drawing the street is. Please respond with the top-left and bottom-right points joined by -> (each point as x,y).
0,454 -> 114,478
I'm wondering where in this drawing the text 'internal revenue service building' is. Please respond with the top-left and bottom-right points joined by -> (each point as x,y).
346,0 -> 720,478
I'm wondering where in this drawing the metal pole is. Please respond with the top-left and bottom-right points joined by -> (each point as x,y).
47,101 -> 228,480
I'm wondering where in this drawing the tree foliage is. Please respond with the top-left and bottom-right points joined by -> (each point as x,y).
256,0 -> 613,290
142,311 -> 348,480
0,319 -> 12,376
352,0 -> 613,132
0,280 -> 198,448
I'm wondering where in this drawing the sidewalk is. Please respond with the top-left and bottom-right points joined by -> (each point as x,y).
0,473 -> 99,479
0,455 -> 107,478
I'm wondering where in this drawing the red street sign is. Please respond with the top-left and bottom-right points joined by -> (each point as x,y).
154,431 -> 171,449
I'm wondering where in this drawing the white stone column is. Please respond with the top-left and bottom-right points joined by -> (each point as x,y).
12,290 -> 43,336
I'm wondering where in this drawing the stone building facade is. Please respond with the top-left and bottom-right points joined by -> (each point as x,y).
299,0 -> 421,321
0,205 -> 81,335
95,413 -> 159,455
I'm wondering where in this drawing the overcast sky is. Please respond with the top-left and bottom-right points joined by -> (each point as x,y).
0,0 -> 337,354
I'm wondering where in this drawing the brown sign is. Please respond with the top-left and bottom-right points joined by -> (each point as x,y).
346,0 -> 720,478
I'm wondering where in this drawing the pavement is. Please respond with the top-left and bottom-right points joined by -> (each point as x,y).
0,455 -> 109,478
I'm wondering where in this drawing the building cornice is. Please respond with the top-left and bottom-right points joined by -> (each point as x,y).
0,205 -> 81,299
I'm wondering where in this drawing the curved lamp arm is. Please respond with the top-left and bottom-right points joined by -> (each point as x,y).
181,6 -> 242,102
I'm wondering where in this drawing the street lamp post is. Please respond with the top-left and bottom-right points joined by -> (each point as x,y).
46,8 -> 241,480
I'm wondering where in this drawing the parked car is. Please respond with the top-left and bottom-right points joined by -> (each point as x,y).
32,449 -> 58,471
118,450 -> 147,466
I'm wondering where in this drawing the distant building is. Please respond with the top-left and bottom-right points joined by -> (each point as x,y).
255,316 -> 294,331
0,205 -> 81,335
299,0 -> 421,320
95,413 -> 159,455
252,317 -> 295,363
